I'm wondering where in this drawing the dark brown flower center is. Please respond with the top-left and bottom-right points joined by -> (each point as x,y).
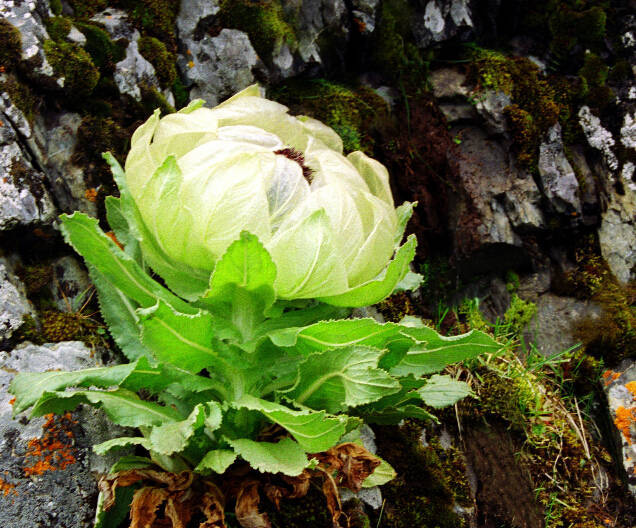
274,147 -> 314,183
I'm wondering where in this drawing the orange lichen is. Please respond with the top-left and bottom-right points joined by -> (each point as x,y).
625,381 -> 636,399
0,476 -> 16,497
8,397 -> 15,405
614,406 -> 636,445
22,413 -> 78,477
84,187 -> 98,202
602,370 -> 621,386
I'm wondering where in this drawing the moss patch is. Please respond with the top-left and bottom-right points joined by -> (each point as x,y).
43,39 -> 100,97
0,19 -> 22,70
0,73 -> 38,123
44,16 -> 72,42
271,79 -> 389,154
116,0 -> 180,51
67,0 -> 108,18
138,35 -> 177,88
218,0 -> 296,60
75,21 -> 127,73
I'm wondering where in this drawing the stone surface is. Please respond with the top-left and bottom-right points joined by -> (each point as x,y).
412,0 -> 473,49
176,0 -> 220,40
530,294 -> 601,357
473,90 -> 512,135
602,360 -> 636,496
0,0 -> 58,88
90,8 -> 137,40
178,28 -> 258,107
31,111 -> 97,216
429,67 -> 470,100
351,0 -> 379,35
578,105 -> 619,171
0,108 -> 56,231
598,193 -> 636,284
0,257 -> 32,344
0,341 -> 128,528
537,123 -> 582,214
114,39 -> 161,102
47,256 -> 92,313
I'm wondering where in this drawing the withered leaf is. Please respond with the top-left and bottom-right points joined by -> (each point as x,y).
319,468 -> 344,528
199,481 -> 226,528
130,486 -> 169,528
235,479 -> 271,528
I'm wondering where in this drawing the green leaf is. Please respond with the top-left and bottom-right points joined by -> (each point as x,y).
201,231 -> 277,341
90,265 -> 153,362
227,437 -> 309,476
393,270 -> 423,293
103,153 -> 210,300
195,449 -> 237,475
10,362 -> 138,415
109,456 -> 155,473
139,300 -> 217,372
317,234 -> 416,307
362,404 -> 438,425
105,196 -> 142,263
363,458 -> 396,487
285,346 -> 400,413
93,436 -> 151,455
233,395 -> 347,452
31,389 -> 181,427
390,329 -> 501,377
149,403 -> 209,455
59,211 -> 194,314
394,201 -> 415,245
269,318 -> 404,353
417,375 -> 472,408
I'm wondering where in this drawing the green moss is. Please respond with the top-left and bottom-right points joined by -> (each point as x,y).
505,271 -> 520,293
41,310 -> 83,342
44,16 -> 72,42
218,0 -> 296,60
0,74 -> 37,123
50,0 -> 63,16
548,4 -> 606,61
0,19 -> 22,70
67,0 -> 108,18
369,0 -> 425,85
377,292 -> 417,323
271,79 -> 389,154
74,22 -> 127,73
139,83 -> 175,116
171,76 -> 189,109
138,35 -> 177,88
504,294 -> 537,336
16,264 -> 53,296
371,423 -> 467,528
117,0 -> 180,51
43,39 -> 100,97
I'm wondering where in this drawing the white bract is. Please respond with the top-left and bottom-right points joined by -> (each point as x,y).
124,85 -> 413,303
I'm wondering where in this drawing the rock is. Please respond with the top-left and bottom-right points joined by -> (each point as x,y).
176,0 -> 220,40
598,194 -> 636,284
531,293 -> 601,357
30,111 -> 96,216
537,123 -> 582,214
620,112 -> 636,149
601,359 -> 636,497
429,68 -> 470,100
0,111 -> 56,231
567,145 -> 599,222
578,105 -> 619,172
412,0 -> 473,49
46,256 -> 92,312
90,8 -> 137,41
439,102 -> 478,123
623,162 -> 636,193
0,257 -> 32,344
114,39 -> 161,102
473,90 -> 512,135
450,125 -> 544,274
178,29 -> 258,107
602,360 -> 636,496
0,1 -> 58,88
351,0 -> 379,34
0,341 -> 129,528
66,26 -> 86,45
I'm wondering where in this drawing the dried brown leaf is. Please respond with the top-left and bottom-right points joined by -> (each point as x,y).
164,493 -> 193,528
130,486 -> 169,528
319,468 -> 344,528
199,481 -> 226,528
235,479 -> 271,528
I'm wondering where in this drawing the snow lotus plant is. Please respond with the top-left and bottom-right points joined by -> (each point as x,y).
10,86 -> 501,528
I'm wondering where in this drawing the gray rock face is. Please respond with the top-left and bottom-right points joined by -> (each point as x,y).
578,105 -> 618,171
30,111 -> 97,216
351,0 -> 379,34
114,39 -> 161,102
178,28 -> 258,107
47,256 -> 92,312
295,0 -> 348,65
412,0 -> 473,49
429,68 -> 470,99
602,360 -> 636,496
0,341 -> 128,528
598,194 -> 636,284
531,293 -> 601,357
451,125 -> 544,261
0,0 -> 59,88
0,257 -> 32,343
473,90 -> 512,135
176,0 -> 220,39
0,105 -> 56,231
91,8 -> 138,40
537,123 -> 582,214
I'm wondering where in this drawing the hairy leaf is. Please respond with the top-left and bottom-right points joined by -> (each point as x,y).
195,449 -> 237,475
227,437 -> 309,476
417,375 -> 472,408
